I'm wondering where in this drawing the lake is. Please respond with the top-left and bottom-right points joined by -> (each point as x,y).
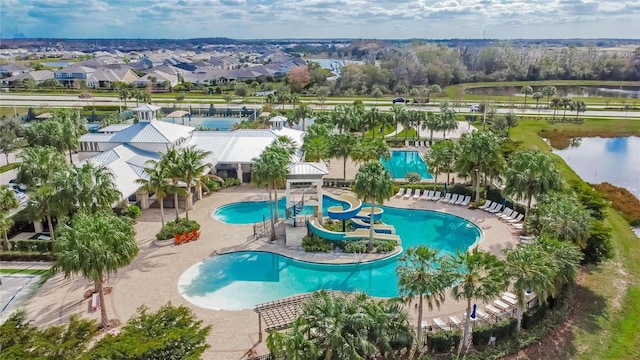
552,137 -> 640,200
42,61 -> 72,67
304,58 -> 362,76
466,85 -> 640,99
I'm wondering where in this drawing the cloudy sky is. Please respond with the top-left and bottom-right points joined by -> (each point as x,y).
1,0 -> 639,39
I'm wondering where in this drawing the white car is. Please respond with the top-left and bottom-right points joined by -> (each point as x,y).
470,104 -> 480,111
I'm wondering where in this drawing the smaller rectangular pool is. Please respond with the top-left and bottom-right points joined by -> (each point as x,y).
381,151 -> 433,180
162,117 -> 244,131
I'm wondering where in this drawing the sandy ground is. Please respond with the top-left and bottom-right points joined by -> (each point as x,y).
22,184 -> 518,359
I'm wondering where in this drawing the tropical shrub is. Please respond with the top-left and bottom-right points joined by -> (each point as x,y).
322,219 -> 353,232
123,205 -> 141,220
582,221 -> 613,264
155,218 -> 201,240
374,239 -> 396,252
472,318 -> 517,347
343,241 -> 367,253
205,179 -> 220,192
8,239 -> 52,252
522,303 -> 548,330
222,177 -> 241,188
426,330 -> 461,353
405,171 -> 422,184
302,234 -> 334,252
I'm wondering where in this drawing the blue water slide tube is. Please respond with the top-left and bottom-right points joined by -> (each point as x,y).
326,194 -> 362,221
308,218 -> 350,241
354,207 -> 384,222
350,218 -> 395,234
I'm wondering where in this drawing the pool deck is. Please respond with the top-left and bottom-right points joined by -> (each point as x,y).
21,185 -> 518,359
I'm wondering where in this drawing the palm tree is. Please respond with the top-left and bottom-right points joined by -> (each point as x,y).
353,162 -> 393,251
541,86 -> 557,106
177,146 -> 212,221
252,146 -> 289,240
118,88 -> 131,108
561,97 -> 572,120
136,159 -> 172,229
331,104 -> 352,134
67,162 -> 121,213
520,85 -> 533,108
396,246 -> 452,346
422,112 -> 441,145
532,91 -> 543,110
439,107 -> 458,139
391,105 -> 407,140
365,107 -> 380,139
503,245 -> 556,331
54,109 -> 86,163
302,136 -> 330,162
16,146 -> 68,189
448,248 -> 508,350
535,236 -> 583,292
267,318 -> 318,360
292,103 -> 313,131
0,186 -> 19,250
503,150 -> 562,229
550,97 -> 562,120
502,111 -> 519,137
455,131 -> 503,202
533,195 -> 591,248
24,185 -> 65,242
425,141 -> 456,190
570,100 -> 587,121
329,132 -> 357,179
52,210 -> 138,328
160,147 -> 188,220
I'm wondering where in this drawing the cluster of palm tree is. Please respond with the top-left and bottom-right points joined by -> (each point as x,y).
0,186 -> 20,250
24,109 -> 87,163
396,240 -> 581,351
136,145 -> 212,228
549,97 -> 588,121
252,137 -> 297,241
267,291 -> 414,359
16,146 -> 121,240
302,122 -> 390,179
118,88 -> 152,108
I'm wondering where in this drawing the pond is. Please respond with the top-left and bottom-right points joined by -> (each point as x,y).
466,85 -> 640,99
551,136 -> 640,200
41,61 -> 72,67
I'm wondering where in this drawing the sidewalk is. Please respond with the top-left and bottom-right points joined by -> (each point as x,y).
0,261 -> 52,270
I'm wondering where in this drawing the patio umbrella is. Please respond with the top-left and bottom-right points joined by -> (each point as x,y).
444,182 -> 448,193
471,304 -> 477,319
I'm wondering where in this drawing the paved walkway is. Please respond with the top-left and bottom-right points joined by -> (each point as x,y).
19,185 -> 518,359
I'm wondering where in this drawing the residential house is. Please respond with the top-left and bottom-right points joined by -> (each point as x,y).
86,67 -> 139,89
133,70 -> 179,90
53,64 -> 96,86
0,63 -> 33,78
1,70 -> 54,87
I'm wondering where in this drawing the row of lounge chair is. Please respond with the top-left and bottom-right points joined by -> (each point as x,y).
422,292 -> 527,332
173,230 -> 201,245
478,200 -> 525,229
394,188 -> 471,207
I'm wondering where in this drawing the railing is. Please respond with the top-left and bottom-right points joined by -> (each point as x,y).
251,218 -> 285,239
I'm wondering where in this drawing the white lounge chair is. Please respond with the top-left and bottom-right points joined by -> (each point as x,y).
448,315 -> 463,328
478,200 -> 493,210
483,202 -> 499,212
404,188 -> 413,199
508,214 -> 525,223
485,305 -> 502,316
448,194 -> 459,204
440,193 -> 452,203
430,191 -> 442,201
488,204 -> 504,213
414,189 -> 422,199
475,308 -> 489,320
395,188 -> 405,197
503,212 -> 520,222
454,195 -> 466,205
512,223 -> 524,229
497,208 -> 514,219
501,295 -> 518,306
422,190 -> 433,200
432,317 -> 448,330
504,292 -> 517,300
460,196 -> 471,206
493,299 -> 510,310
421,320 -> 429,331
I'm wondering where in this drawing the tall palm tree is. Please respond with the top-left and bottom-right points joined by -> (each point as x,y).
570,100 -> 587,121
302,136 -> 330,162
160,146 -> 187,220
52,210 -> 138,328
0,186 -> 19,250
177,146 -> 212,221
53,109 -> 86,164
535,236 -> 583,291
422,111 -> 441,145
541,86 -> 557,106
439,107 -> 458,139
16,146 -> 68,189
533,195 -> 591,248
550,97 -> 562,120
455,131 -> 503,202
329,132 -> 357,179
396,246 -> 453,346
390,105 -> 407,140
502,111 -> 519,137
118,88 -> 131,108
25,185 -> 64,241
560,97 -> 572,120
67,162 -> 121,213
448,248 -> 508,350
532,91 -> 543,111
267,317 -> 318,360
331,104 -> 352,134
503,149 -> 562,228
520,85 -> 533,108
353,162 -> 393,251
136,159 -> 172,229
366,107 -> 380,139
292,103 -> 313,131
503,245 -> 556,331
252,145 -> 289,240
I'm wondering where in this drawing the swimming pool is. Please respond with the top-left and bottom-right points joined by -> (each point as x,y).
183,197 -> 480,310
212,197 -> 337,224
162,117 -> 243,131
382,151 -> 433,179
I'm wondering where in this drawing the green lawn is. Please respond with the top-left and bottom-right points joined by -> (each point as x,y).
0,163 -> 20,174
0,268 -> 49,275
510,119 -> 640,359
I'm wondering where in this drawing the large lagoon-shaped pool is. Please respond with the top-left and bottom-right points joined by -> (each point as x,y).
382,150 -> 433,180
181,196 -> 480,310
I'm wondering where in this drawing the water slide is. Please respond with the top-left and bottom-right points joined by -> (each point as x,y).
308,218 -> 401,243
326,194 -> 363,220
350,218 -> 395,234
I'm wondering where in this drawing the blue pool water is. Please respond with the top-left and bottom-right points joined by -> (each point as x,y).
199,118 -> 242,131
382,151 -> 433,179
183,197 -> 480,310
213,197 -> 340,224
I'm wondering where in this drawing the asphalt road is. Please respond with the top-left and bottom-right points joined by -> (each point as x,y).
1,94 -> 639,119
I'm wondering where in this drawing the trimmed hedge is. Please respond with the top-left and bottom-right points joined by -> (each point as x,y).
374,239 -> 396,253
302,234 -> 334,252
343,241 -> 367,253
9,239 -> 53,253
426,330 -> 461,353
472,317 -> 517,347
0,251 -> 53,262
522,303 -> 548,330
155,218 -> 201,240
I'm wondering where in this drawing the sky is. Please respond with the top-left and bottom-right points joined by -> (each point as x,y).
1,0 -> 639,39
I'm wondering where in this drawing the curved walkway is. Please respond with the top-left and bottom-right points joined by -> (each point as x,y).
22,185 -> 518,360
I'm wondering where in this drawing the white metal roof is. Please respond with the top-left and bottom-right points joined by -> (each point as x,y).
79,133 -> 115,142
109,120 -> 193,144
132,104 -> 161,112
287,162 -> 329,177
99,124 -> 133,133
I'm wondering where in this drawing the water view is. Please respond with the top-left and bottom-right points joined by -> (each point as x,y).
466,85 -> 640,98
304,58 -> 362,76
551,136 -> 640,199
